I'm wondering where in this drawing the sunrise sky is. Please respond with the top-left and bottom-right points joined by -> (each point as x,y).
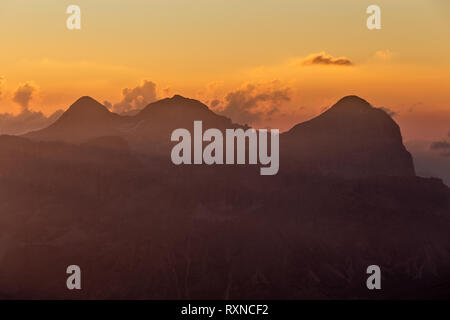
0,0 -> 449,141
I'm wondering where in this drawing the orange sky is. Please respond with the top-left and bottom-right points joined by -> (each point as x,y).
0,0 -> 449,141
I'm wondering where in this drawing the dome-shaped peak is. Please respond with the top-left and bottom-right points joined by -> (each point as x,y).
333,95 -> 372,109
71,96 -> 104,106
76,96 -> 97,102
66,96 -> 109,114
171,94 -> 187,100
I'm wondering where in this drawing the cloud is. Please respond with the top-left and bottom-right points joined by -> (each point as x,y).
106,80 -> 158,113
0,109 -> 63,135
379,107 -> 397,117
13,82 -> 38,111
374,50 -> 393,61
408,102 -> 424,113
217,82 -> 291,125
162,87 -> 172,98
430,141 -> 450,150
103,100 -> 112,109
430,140 -> 450,158
0,76 -> 5,99
210,99 -> 220,108
302,52 -> 353,66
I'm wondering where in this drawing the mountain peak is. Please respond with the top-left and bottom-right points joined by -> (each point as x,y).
283,95 -> 415,178
76,96 -> 98,103
171,94 -> 187,100
23,96 -> 121,143
330,95 -> 372,111
66,96 -> 109,115
138,94 -> 211,118
337,95 -> 370,104
164,94 -> 202,105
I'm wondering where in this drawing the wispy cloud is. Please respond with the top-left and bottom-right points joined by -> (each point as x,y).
104,80 -> 158,113
430,139 -> 450,158
0,109 -> 63,135
13,82 -> 38,111
302,52 -> 353,66
379,107 -> 397,117
430,140 -> 450,150
374,50 -> 393,61
216,81 -> 291,125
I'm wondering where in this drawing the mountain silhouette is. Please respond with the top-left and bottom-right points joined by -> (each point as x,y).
281,95 -> 415,177
138,95 -> 231,125
1,95 -> 449,299
24,94 -> 414,177
0,130 -> 449,299
127,95 -> 243,153
24,96 -> 126,143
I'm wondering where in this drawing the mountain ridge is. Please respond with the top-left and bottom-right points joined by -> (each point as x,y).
22,94 -> 416,178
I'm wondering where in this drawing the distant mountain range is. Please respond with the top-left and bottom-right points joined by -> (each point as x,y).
23,94 -> 415,178
0,94 -> 449,299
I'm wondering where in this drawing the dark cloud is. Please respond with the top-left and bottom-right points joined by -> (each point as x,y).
210,99 -> 220,108
430,140 -> 450,158
219,83 -> 291,125
408,102 -> 424,113
303,52 -> 353,66
0,109 -> 63,135
13,82 -> 38,111
379,107 -> 397,117
106,80 -> 158,113
430,141 -> 450,150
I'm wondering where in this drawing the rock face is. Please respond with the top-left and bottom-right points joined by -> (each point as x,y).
281,96 -> 415,178
0,132 -> 449,300
24,94 -> 415,178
